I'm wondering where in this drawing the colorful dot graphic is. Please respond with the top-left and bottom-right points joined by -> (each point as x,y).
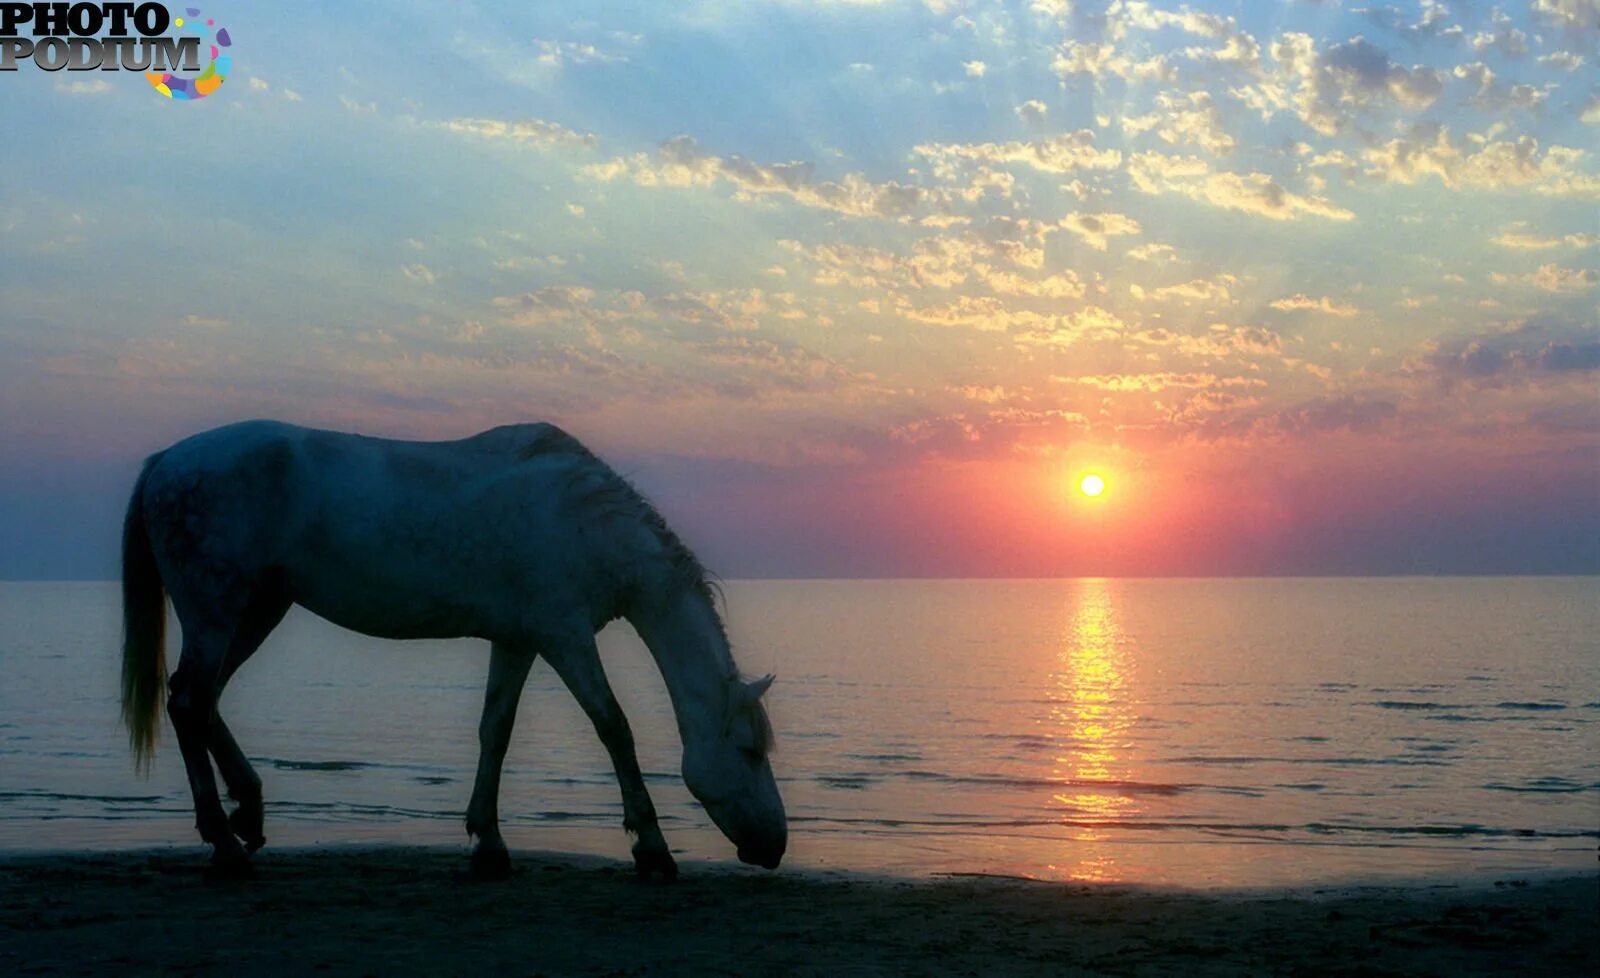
145,8 -> 231,101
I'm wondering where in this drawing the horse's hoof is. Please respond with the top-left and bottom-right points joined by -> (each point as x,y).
229,806 -> 266,853
205,845 -> 254,882
470,845 -> 512,881
633,846 -> 678,882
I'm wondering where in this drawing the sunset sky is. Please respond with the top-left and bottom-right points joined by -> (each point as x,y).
2,0 -> 1597,578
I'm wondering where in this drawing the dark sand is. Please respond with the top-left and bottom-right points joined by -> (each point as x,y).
1,848 -> 1594,976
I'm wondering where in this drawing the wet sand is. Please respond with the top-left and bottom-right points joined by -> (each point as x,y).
1,848 -> 1594,976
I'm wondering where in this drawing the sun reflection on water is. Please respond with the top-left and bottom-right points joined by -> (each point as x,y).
1045,578 -> 1137,882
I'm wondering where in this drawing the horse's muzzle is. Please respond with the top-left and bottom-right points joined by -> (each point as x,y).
737,841 -> 785,870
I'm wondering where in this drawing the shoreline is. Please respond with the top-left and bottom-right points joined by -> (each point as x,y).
2,847 -> 1595,975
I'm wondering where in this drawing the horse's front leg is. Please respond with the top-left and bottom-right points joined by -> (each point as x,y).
543,635 -> 676,881
465,641 -> 536,879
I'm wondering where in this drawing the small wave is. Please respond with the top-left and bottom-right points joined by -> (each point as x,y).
844,752 -> 923,763
819,776 -> 875,790
785,814 -> 1600,840
1162,755 -> 1448,767
900,770 -> 1189,794
1493,701 -> 1566,711
1483,778 -> 1599,794
0,790 -> 166,804
1370,700 -> 1464,711
269,759 -> 372,771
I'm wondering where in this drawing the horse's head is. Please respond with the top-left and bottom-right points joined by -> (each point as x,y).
681,673 -> 786,869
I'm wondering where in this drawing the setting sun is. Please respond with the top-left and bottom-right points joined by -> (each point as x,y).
1080,474 -> 1106,498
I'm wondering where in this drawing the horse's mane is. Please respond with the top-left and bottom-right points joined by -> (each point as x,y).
513,424 -> 773,755
515,424 -> 724,620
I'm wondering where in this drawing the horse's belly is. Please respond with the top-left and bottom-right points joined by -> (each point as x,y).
286,554 -> 511,641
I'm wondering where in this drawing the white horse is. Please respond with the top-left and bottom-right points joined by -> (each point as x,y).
120,420 -> 785,879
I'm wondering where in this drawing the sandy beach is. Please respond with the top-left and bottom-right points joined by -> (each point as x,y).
1,848 -> 1593,976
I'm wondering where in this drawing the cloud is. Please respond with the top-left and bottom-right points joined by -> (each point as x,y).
1132,274 -> 1238,303
963,60 -> 987,77
898,295 -> 1047,332
1532,0 -> 1600,32
1124,90 -> 1236,155
914,129 -> 1123,176
1051,41 -> 1175,83
1127,152 -> 1354,221
1015,100 -> 1048,124
1235,33 -> 1442,137
1132,322 -> 1285,357
1128,242 -> 1179,262
439,117 -> 599,149
1060,211 -> 1141,251
401,263 -> 436,285
1269,294 -> 1359,316
586,136 -> 937,220
1490,264 -> 1599,292
532,38 -> 627,69
491,285 -> 599,325
1360,126 -> 1600,199
56,79 -> 112,96
1538,51 -> 1586,71
1265,396 -> 1398,436
1010,304 -> 1133,346
1452,63 -> 1551,112
181,314 -> 229,329
1414,327 -> 1600,384
1065,371 -> 1262,392
1582,94 -> 1600,125
781,221 -> 1071,297
1491,225 -> 1598,250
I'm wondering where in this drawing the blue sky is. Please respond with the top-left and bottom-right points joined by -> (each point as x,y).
2,0 -> 1597,577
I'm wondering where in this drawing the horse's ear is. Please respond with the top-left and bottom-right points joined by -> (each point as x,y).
744,674 -> 775,702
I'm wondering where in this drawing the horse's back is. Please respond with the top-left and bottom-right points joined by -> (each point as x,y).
140,420 -> 608,640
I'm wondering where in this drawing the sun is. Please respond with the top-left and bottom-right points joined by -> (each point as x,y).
1079,473 -> 1106,498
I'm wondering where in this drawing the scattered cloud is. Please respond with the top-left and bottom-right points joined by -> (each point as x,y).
1269,294 -> 1359,316
1490,263 -> 1599,292
439,117 -> 599,149
915,129 -> 1122,176
56,79 -> 112,96
1060,211 -> 1141,251
1015,99 -> 1048,124
1491,224 -> 1598,250
1128,152 -> 1354,220
586,136 -> 938,220
1360,126 -> 1600,199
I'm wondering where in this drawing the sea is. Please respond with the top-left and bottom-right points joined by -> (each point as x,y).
2,578 -> 1595,889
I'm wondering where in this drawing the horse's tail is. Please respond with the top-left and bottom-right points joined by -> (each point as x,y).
121,452 -> 169,773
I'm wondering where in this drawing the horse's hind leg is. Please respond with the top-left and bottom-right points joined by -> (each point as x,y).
167,616 -> 252,877
209,577 -> 291,854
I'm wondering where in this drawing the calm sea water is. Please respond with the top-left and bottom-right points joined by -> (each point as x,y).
1,579 -> 1595,888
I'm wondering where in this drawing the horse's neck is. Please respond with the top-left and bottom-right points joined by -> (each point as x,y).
628,586 -> 732,739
